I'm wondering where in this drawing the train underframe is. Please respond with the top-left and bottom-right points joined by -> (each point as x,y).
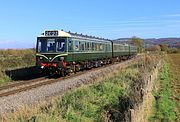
39,55 -> 135,77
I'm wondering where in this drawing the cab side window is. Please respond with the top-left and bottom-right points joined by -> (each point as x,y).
68,40 -> 73,52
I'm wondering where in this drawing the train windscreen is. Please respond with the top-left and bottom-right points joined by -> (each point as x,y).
37,38 -> 65,52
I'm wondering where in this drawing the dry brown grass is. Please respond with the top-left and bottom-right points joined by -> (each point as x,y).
168,54 -> 180,122
0,49 -> 35,84
1,100 -> 65,122
0,49 -> 35,70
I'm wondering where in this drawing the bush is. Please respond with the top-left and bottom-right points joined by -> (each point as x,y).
167,48 -> 179,54
145,45 -> 161,51
0,71 -> 11,84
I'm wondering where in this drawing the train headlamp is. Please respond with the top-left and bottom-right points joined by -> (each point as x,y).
60,57 -> 64,60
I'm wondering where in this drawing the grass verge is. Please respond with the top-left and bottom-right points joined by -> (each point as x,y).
2,66 -> 139,122
149,62 -> 176,122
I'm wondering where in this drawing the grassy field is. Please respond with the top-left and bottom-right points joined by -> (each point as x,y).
149,54 -> 180,122
1,54 -> 161,122
0,49 -> 35,84
168,54 -> 180,121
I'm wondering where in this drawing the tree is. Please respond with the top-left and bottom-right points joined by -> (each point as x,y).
129,37 -> 144,53
159,44 -> 168,51
145,45 -> 161,51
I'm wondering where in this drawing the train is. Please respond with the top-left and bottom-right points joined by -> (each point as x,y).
36,30 -> 137,76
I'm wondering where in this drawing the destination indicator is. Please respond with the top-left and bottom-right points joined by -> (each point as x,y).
45,31 -> 58,36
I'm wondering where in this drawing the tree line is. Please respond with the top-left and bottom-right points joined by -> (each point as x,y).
129,37 -> 180,53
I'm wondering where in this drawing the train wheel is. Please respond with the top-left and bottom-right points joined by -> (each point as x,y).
75,64 -> 81,72
61,68 -> 67,77
61,70 -> 65,77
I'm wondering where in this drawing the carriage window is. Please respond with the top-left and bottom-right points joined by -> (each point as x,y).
57,39 -> 65,52
90,42 -> 92,51
47,39 -> 56,52
125,46 -> 129,50
97,44 -> 100,51
95,43 -> 97,51
75,41 -> 79,51
105,44 -> 108,51
108,45 -> 110,51
100,43 -> 103,51
79,42 -> 81,50
92,42 -> 95,51
117,45 -> 119,51
87,42 -> 90,50
103,44 -> 105,51
119,45 -> 123,50
85,42 -> 87,50
96,44 -> 98,51
113,45 -> 116,51
81,41 -> 85,51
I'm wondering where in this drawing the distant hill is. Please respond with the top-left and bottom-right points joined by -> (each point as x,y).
144,38 -> 180,48
114,38 -> 180,48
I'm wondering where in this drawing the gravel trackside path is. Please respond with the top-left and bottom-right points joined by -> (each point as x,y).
0,57 -> 140,115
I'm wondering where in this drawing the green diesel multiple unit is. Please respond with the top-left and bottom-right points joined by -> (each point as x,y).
36,30 -> 137,76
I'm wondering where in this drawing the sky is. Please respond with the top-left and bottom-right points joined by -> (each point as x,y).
0,0 -> 180,49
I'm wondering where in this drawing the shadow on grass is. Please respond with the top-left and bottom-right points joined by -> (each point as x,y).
5,66 -> 45,81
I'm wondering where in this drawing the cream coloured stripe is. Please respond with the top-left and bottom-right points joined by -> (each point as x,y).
51,54 -> 68,61
36,54 -> 49,60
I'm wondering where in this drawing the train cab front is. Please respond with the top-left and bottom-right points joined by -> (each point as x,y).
36,30 -> 69,76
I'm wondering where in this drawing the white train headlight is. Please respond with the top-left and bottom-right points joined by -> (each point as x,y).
60,57 -> 64,60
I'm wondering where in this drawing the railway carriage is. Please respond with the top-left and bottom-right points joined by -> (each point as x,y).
113,43 -> 129,56
66,32 -> 112,63
129,44 -> 137,55
36,30 -> 112,76
36,30 -> 137,76
112,43 -> 137,61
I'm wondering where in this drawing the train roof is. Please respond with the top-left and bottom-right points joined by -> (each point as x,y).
38,30 -> 112,43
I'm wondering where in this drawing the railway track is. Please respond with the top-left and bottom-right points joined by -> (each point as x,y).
0,57 -> 139,98
0,70 -> 87,98
0,65 -> 112,98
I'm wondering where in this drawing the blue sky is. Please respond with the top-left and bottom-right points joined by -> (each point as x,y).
0,0 -> 180,49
